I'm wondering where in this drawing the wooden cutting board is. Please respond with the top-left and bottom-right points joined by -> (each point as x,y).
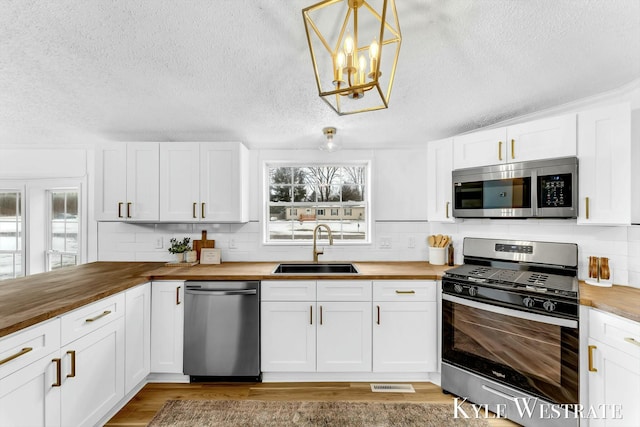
192,230 -> 215,260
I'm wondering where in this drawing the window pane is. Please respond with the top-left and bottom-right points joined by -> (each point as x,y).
270,167 -> 292,185
293,185 -> 315,202
317,185 -> 341,202
268,220 -> 293,240
270,185 -> 291,202
342,166 -> 366,185
48,190 -> 79,271
342,185 -> 364,202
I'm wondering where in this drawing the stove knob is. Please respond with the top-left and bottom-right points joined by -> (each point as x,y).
522,297 -> 535,308
453,284 -> 464,294
468,287 -> 478,297
543,300 -> 556,312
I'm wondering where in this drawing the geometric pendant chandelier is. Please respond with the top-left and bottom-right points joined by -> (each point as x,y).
302,0 -> 402,115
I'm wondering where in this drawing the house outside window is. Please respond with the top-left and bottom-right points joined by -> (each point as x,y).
266,164 -> 369,242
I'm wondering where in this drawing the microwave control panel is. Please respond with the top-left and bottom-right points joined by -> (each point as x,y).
538,174 -> 572,208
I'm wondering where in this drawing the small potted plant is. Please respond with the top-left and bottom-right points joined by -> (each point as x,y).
168,237 -> 191,263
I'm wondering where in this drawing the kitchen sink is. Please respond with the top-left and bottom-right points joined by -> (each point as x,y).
272,263 -> 359,274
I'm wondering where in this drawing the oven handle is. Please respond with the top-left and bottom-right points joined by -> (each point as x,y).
443,294 -> 578,328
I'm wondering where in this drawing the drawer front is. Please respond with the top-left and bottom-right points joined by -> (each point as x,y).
317,280 -> 372,301
589,308 -> 640,358
0,318 -> 60,378
373,281 -> 436,302
261,281 -> 316,301
61,293 -> 125,346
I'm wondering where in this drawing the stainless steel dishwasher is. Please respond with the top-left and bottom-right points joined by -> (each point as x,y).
183,281 -> 260,381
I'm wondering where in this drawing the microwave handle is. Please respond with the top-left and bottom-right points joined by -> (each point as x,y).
531,170 -> 538,217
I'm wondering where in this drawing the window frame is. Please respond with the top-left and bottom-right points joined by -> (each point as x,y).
263,161 -> 372,245
0,184 -> 26,280
46,187 -> 81,272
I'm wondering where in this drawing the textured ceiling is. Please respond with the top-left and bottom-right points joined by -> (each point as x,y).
1,0 -> 639,150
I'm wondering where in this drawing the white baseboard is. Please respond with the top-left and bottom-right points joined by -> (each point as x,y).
261,371 -> 437,383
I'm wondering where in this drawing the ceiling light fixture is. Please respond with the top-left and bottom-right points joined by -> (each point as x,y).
319,127 -> 340,152
302,0 -> 402,115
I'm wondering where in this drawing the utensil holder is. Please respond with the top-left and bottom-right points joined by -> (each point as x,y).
585,256 -> 613,287
429,247 -> 447,265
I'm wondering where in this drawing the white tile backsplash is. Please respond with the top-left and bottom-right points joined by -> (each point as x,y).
97,221 -> 640,289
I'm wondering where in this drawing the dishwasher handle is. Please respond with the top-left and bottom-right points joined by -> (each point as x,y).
185,289 -> 257,296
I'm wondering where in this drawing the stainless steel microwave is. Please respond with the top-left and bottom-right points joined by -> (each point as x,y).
452,156 -> 578,218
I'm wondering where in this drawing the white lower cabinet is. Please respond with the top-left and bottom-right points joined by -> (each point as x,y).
0,319 -> 61,427
372,281 -> 437,372
316,301 -> 371,372
261,280 -> 437,377
261,301 -> 316,372
124,283 -> 151,393
586,309 -> 640,427
150,281 -> 184,373
60,316 -> 125,427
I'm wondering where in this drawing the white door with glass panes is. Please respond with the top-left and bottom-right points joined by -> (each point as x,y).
427,138 -> 454,222
577,103 -> 631,225
0,187 -> 24,280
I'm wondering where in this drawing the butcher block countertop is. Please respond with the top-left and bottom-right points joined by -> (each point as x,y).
0,261 -> 449,338
1,261 -> 638,338
580,282 -> 640,323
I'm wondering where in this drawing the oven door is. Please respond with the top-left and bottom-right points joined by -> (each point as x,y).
442,293 -> 579,404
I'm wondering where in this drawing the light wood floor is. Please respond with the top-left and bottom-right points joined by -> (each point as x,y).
105,382 -> 519,426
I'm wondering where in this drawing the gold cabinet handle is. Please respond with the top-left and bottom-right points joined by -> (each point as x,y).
176,286 -> 181,305
395,290 -> 416,294
66,350 -> 76,378
310,305 -> 313,325
585,197 -> 590,220
126,202 -> 132,218
52,358 -> 62,387
0,347 -> 32,365
624,337 -> 640,347
85,310 -> 111,323
192,202 -> 197,219
498,141 -> 503,161
511,139 -> 515,159
201,202 -> 206,219
118,202 -> 124,218
319,305 -> 323,325
376,305 -> 381,325
445,201 -> 450,219
588,345 -> 597,372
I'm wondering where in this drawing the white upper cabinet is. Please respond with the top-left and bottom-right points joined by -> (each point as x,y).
426,138 -> 454,222
453,114 -> 576,169
95,142 -> 160,221
577,103 -> 632,225
160,142 -> 249,222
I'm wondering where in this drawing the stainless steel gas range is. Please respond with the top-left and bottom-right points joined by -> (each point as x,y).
441,238 -> 579,427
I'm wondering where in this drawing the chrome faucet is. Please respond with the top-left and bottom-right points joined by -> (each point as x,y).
312,224 -> 334,263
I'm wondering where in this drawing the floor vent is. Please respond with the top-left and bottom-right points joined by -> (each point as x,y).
370,384 -> 415,393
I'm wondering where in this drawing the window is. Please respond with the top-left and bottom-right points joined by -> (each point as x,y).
47,189 -> 80,271
0,189 -> 24,280
266,164 -> 368,242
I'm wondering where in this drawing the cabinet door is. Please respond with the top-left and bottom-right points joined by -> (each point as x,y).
453,128 -> 507,169
126,143 -> 159,221
427,139 -> 454,222
95,144 -> 127,220
577,103 -> 631,225
587,339 -> 640,427
506,114 -> 576,162
199,142 -> 249,222
316,301 -> 371,372
261,301 -> 316,372
150,281 -> 184,373
373,301 -> 437,372
159,142 -> 200,221
125,283 -> 151,394
61,316 -> 125,427
0,353 -> 61,427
